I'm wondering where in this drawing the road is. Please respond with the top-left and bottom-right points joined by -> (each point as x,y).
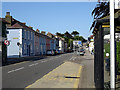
2,53 -> 74,88
2,50 -> 94,88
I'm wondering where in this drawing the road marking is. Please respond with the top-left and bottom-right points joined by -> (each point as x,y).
73,66 -> 82,88
70,57 -> 73,60
41,60 -> 47,63
73,57 -> 77,61
8,67 -> 24,73
29,63 -> 38,67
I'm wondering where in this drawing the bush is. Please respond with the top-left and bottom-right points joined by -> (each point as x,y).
117,41 -> 120,70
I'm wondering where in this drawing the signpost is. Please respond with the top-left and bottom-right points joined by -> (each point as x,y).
4,40 -> 10,46
78,41 -> 82,45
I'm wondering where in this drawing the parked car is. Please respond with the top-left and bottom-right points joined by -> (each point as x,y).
46,50 -> 55,55
53,50 -> 58,55
57,50 -> 61,54
77,49 -> 85,56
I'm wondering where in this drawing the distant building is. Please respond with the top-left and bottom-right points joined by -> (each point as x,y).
34,31 -> 40,55
46,36 -> 51,51
59,37 -> 65,53
88,35 -> 94,53
73,40 -> 82,51
47,32 -> 56,51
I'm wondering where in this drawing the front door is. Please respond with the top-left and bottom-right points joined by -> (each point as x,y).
27,45 -> 30,56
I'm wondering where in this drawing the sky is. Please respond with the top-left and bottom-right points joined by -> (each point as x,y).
2,2 -> 97,39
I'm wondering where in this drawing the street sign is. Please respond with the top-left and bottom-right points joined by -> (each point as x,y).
78,41 -> 82,45
4,40 -> 10,46
115,0 -> 120,9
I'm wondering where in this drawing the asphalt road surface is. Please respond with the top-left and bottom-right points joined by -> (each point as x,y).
2,53 -> 74,88
2,50 -> 94,88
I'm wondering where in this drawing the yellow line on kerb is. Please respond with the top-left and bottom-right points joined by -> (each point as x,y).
25,62 -> 66,88
73,66 -> 82,89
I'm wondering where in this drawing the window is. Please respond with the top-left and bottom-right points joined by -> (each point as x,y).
6,31 -> 9,34
24,43 -> 26,54
28,31 -> 30,40
24,30 -> 26,39
30,44 -> 32,53
31,32 -> 32,40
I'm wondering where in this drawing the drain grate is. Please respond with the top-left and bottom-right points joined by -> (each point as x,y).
64,76 -> 80,79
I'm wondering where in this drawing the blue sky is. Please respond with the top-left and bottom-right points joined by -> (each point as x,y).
2,2 -> 97,39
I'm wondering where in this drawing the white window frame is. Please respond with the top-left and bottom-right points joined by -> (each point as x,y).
24,30 -> 26,39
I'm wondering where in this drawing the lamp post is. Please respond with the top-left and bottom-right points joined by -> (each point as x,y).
110,0 -> 115,88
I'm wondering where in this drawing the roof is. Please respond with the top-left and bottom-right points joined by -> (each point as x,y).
0,18 -> 9,24
4,14 -> 55,39
8,18 -> 36,32
92,10 -> 120,34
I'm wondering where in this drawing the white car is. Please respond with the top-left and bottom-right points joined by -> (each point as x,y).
46,50 -> 55,55
77,49 -> 85,56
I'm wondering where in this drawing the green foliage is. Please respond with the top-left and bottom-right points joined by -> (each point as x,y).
56,31 -> 86,49
71,31 -> 79,37
74,36 -> 86,42
56,32 -> 64,38
104,43 -> 110,59
68,39 -> 73,49
64,31 -> 73,39
117,41 -> 120,70
104,42 -> 120,71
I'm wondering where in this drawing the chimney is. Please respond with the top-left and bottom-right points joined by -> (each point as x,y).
22,22 -> 26,25
36,29 -> 40,33
5,12 -> 12,26
41,31 -> 46,35
6,12 -> 10,16
29,26 -> 33,29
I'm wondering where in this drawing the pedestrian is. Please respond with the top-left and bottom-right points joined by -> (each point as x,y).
91,49 -> 94,55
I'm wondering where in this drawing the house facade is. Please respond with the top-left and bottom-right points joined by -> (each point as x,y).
59,37 -> 65,53
5,12 -> 35,58
40,34 -> 46,55
34,31 -> 40,55
46,36 -> 51,51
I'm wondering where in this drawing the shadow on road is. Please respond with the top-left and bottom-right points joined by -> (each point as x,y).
2,56 -> 47,66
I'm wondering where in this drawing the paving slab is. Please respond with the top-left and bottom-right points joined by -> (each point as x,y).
25,61 -> 82,89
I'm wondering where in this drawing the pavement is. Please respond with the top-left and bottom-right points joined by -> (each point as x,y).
25,61 -> 82,88
71,49 -> 95,88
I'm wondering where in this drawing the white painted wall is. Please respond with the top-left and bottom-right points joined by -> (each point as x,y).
7,29 -> 21,58
89,42 -> 94,53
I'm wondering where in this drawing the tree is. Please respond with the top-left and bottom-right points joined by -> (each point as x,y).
64,31 -> 73,39
74,36 -> 86,42
68,39 -> 73,49
92,2 -> 109,19
90,2 -> 109,30
71,31 -> 79,37
56,32 -> 64,37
